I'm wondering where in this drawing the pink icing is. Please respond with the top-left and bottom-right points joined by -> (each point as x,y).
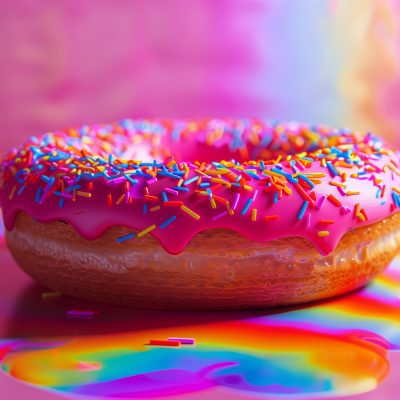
0,118 -> 399,256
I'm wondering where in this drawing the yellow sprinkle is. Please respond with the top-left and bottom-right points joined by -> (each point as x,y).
346,191 -> 360,196
204,170 -> 230,176
243,185 -> 253,191
9,185 -> 16,200
358,213 -> 366,222
293,173 -> 326,178
351,174 -> 359,178
177,179 -> 183,187
321,159 -> 326,167
77,191 -> 91,197
42,155 -> 50,161
210,198 -> 216,209
393,187 -> 400,195
73,189 -> 77,201
116,194 -> 125,205
181,205 -> 200,220
252,209 -> 257,221
137,224 -> 156,238
97,166 -> 105,172
194,169 -> 208,176
42,291 -> 62,298
355,203 -> 360,216
226,201 -> 234,215
210,178 -> 231,186
282,186 -> 292,195
151,206 -> 160,212
273,155 -> 282,164
318,231 -> 329,237
329,181 -> 346,188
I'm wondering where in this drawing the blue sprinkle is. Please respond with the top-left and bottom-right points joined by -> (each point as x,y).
41,175 -> 50,183
143,204 -> 147,214
231,183 -> 241,187
260,161 -> 265,170
35,187 -> 43,203
160,215 -> 176,229
301,157 -> 314,162
173,186 -> 189,192
17,178 -> 25,184
298,175 -> 315,188
183,176 -> 198,186
49,166 -> 56,171
117,233 -> 136,242
246,171 -> 260,180
65,185 -> 81,192
199,183 -> 210,188
381,201 -> 387,206
326,161 -> 340,176
59,198 -> 64,208
235,175 -> 242,182
376,189 -> 382,198
274,191 -> 278,203
298,201 -> 309,219
15,169 -> 27,178
18,186 -> 25,195
241,198 -> 253,215
267,182 -> 271,187
162,191 -> 168,202
123,173 -> 139,186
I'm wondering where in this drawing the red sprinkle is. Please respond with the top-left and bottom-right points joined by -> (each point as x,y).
144,195 -> 158,202
294,183 -> 316,208
107,194 -> 112,207
264,215 -> 279,221
327,194 -> 342,207
149,340 -> 180,346
164,201 -> 183,206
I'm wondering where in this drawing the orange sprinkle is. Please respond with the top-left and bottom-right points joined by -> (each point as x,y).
73,189 -> 77,201
264,215 -> 279,221
226,201 -> 234,215
9,185 -> 16,200
319,220 -> 335,224
393,187 -> 400,195
346,191 -> 360,196
355,203 -> 360,217
164,201 -> 183,206
116,194 -> 125,205
144,195 -> 158,202
77,191 -> 91,198
341,173 -> 347,182
151,206 -> 160,212
125,181 -> 130,191
252,209 -> 257,221
107,194 -> 112,206
329,181 -> 346,188
60,180 -> 65,193
327,194 -> 342,207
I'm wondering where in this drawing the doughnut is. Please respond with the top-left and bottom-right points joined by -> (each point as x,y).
1,118 -> 400,310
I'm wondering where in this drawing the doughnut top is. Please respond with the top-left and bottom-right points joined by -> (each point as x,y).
1,118 -> 399,256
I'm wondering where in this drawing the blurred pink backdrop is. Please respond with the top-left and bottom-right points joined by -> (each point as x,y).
1,0 -> 400,158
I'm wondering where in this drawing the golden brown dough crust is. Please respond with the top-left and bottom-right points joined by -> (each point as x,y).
6,211 -> 400,310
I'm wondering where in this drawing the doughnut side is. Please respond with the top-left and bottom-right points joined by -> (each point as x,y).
5,211 -> 400,310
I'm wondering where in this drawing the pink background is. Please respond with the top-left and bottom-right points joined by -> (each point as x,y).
1,0 -> 400,159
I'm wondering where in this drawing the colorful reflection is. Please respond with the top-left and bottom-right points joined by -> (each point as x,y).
2,257 -> 400,398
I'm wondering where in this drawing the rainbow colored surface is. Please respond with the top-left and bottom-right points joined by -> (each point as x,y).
1,250 -> 400,398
